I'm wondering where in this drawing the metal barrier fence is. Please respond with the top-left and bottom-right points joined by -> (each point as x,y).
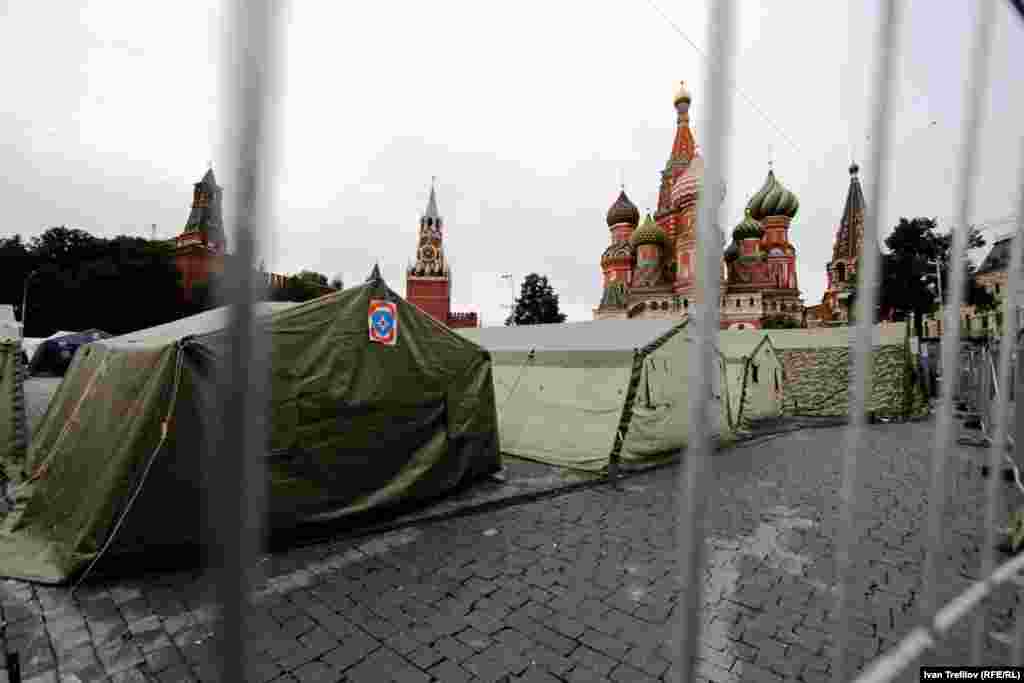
201,1 -> 1024,681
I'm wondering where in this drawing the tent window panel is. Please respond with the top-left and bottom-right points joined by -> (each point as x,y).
751,364 -> 759,384
774,369 -> 779,392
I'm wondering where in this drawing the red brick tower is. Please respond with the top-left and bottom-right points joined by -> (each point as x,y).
406,181 -> 478,328
173,168 -> 228,300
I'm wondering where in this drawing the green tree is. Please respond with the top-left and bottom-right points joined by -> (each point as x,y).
0,235 -> 33,321
505,273 -> 567,326
297,270 -> 328,286
880,217 -> 994,338
269,270 -> 330,303
23,233 -> 185,336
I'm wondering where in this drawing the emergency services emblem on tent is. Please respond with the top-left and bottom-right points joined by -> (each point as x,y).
369,300 -> 398,345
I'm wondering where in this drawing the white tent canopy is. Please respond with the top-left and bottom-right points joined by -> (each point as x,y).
460,318 -> 734,472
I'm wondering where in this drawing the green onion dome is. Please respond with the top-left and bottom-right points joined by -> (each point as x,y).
732,209 -> 764,241
629,214 -> 668,249
746,170 -> 799,220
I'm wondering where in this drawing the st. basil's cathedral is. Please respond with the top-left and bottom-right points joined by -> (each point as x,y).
593,81 -> 805,329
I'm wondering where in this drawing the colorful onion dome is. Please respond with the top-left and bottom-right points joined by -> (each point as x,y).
606,189 -> 640,227
673,80 -> 692,107
732,209 -> 764,240
670,155 -> 703,207
601,240 -> 634,267
629,214 -> 668,249
746,169 -> 799,220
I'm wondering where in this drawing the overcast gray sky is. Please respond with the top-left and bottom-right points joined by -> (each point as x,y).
1,1 -> 1022,325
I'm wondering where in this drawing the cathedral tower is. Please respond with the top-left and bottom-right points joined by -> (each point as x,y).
821,163 -> 867,322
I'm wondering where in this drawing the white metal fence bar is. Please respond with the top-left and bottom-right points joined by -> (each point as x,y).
1007,150 -> 1024,666
923,0 -> 994,657
831,1 -> 901,681
214,1 -> 282,680
854,549 -> 1024,683
936,0 -> 1002,665
675,1 -> 736,680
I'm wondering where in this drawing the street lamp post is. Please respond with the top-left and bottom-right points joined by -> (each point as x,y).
20,270 -> 38,338
499,273 -> 514,322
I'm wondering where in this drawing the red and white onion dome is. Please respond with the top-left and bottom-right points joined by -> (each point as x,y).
670,155 -> 703,209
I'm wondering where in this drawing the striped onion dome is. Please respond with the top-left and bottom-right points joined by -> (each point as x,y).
629,214 -> 668,249
670,155 -> 703,208
732,209 -> 764,240
746,169 -> 799,220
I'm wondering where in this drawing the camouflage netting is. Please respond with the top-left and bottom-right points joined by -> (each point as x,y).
776,343 -> 928,418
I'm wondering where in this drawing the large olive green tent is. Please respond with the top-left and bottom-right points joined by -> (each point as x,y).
459,317 -> 734,472
0,276 -> 500,584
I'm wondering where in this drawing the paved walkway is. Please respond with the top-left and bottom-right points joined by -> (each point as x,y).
0,419 -> 1019,683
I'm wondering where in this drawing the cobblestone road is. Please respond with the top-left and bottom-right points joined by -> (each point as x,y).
0,420 -> 1018,683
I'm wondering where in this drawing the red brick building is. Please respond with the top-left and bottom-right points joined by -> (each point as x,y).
172,168 -> 228,300
405,182 -> 478,329
171,168 -> 334,301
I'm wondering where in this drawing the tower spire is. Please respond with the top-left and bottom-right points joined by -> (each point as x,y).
424,179 -> 440,218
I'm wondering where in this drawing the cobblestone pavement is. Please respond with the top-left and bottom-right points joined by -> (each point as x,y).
0,419 -> 1019,683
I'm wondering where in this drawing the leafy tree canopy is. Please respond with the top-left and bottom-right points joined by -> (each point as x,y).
269,271 -> 331,303
10,227 -> 186,337
505,273 -> 567,326
880,217 -> 996,338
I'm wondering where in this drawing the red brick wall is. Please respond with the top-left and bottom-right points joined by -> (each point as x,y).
407,277 -> 450,325
174,248 -> 225,300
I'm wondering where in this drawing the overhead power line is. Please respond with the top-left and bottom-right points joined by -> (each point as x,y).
643,0 -> 804,158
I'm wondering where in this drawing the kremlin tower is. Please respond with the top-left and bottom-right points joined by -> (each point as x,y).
405,181 -> 478,329
173,168 -> 228,301
593,81 -> 803,329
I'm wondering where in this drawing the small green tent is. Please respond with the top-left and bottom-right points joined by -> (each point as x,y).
718,333 -> 786,429
459,318 -> 733,472
0,276 -> 500,584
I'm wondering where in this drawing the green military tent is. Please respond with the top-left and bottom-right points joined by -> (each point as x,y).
718,333 -> 786,429
741,322 -> 927,418
459,317 -> 734,473
0,276 -> 501,584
